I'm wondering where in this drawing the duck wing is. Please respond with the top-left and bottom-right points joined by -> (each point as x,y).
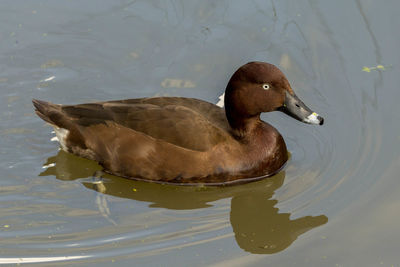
58,97 -> 231,151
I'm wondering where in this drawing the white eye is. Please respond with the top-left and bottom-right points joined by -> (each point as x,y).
262,84 -> 270,90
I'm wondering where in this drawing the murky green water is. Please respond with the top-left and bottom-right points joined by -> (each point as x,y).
1,1 -> 400,266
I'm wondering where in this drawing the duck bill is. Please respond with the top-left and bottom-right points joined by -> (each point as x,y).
279,91 -> 324,125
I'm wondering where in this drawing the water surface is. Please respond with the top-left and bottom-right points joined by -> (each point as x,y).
1,0 -> 400,266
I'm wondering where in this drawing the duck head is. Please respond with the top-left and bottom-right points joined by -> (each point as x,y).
224,62 -> 324,130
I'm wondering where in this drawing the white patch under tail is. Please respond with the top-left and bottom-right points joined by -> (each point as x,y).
53,127 -> 69,151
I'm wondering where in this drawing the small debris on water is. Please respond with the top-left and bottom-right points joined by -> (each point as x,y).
362,64 -> 388,72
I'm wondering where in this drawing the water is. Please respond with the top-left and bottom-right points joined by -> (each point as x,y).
1,0 -> 399,266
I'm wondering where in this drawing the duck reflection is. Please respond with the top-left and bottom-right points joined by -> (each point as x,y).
40,150 -> 328,254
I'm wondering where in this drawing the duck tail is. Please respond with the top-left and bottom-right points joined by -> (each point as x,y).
32,99 -> 64,127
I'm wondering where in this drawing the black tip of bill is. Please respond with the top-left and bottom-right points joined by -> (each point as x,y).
318,115 -> 324,125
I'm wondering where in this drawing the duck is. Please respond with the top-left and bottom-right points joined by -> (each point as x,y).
33,62 -> 324,185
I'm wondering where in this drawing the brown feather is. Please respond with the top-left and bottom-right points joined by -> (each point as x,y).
60,97 -> 231,151
30,62 -> 315,184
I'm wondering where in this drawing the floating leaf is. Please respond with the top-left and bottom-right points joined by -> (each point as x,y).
362,64 -> 388,73
362,66 -> 371,73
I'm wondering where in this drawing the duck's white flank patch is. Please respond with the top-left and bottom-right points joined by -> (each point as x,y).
50,136 -> 58,142
53,127 -> 69,151
304,112 -> 320,124
216,92 -> 225,108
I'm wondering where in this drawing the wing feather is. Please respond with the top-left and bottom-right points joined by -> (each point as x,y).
61,97 -> 231,151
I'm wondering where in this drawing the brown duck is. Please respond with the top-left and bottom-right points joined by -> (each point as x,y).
33,62 -> 323,184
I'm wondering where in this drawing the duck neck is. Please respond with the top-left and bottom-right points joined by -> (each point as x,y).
224,81 -> 265,140
226,111 -> 262,140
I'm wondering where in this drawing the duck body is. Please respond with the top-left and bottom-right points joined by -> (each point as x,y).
33,62 -> 323,184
